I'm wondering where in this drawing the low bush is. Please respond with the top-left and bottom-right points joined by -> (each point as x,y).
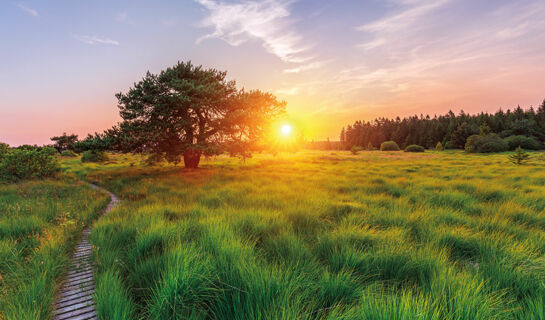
81,150 -> 109,163
380,141 -> 400,151
0,143 -> 9,161
0,149 -> 60,182
61,150 -> 78,157
350,146 -> 361,155
435,142 -> 443,151
465,134 -> 508,153
41,146 -> 58,156
443,141 -> 454,149
503,135 -> 543,151
405,145 -> 425,153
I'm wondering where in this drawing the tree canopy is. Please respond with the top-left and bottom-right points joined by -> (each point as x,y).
113,61 -> 286,168
50,133 -> 78,152
341,100 -> 545,150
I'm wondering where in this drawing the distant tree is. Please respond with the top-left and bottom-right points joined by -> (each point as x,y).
325,137 -> 332,150
340,127 -> 346,150
73,133 -> 115,153
51,133 -> 78,152
508,146 -> 530,165
451,122 -> 479,149
113,61 -> 286,168
341,100 -> 545,151
435,141 -> 443,151
479,123 -> 492,135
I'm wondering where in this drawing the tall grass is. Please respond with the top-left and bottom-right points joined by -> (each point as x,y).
0,178 -> 109,319
70,150 -> 545,319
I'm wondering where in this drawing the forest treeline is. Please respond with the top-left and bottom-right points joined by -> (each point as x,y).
340,100 -> 545,150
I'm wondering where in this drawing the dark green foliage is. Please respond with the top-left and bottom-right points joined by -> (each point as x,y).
113,61 -> 286,168
508,147 -> 530,165
503,135 -> 543,150
15,144 -> 40,151
81,150 -> 109,163
0,142 -> 9,161
350,145 -> 360,155
380,141 -> 400,151
405,145 -> 425,152
367,142 -> 375,151
465,134 -> 508,153
452,122 -> 480,148
343,102 -> 545,151
0,148 -> 60,182
40,146 -> 58,156
74,132 -> 115,153
50,132 -> 78,151
60,150 -> 78,157
435,142 -> 443,151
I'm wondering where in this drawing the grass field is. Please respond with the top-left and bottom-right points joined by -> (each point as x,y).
0,176 -> 110,319
56,150 -> 545,319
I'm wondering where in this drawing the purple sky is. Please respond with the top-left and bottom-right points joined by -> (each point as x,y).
1,0 -> 544,145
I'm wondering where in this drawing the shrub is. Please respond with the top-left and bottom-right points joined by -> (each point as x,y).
435,142 -> 443,151
81,150 -> 109,163
509,146 -> 531,165
40,146 -> 58,156
366,142 -> 375,151
350,146 -> 361,155
0,149 -> 60,182
465,134 -> 508,153
405,145 -> 425,153
61,150 -> 78,157
0,143 -> 9,161
503,135 -> 543,151
380,141 -> 400,151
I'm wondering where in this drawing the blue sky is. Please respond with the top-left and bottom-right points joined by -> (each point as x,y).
1,0 -> 545,145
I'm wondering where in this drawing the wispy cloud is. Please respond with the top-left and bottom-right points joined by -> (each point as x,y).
194,0 -> 310,64
16,3 -> 38,17
70,33 -> 120,46
115,12 -> 135,25
283,60 -> 332,74
357,0 -> 449,50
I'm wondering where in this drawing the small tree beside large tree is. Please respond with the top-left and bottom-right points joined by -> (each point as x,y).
113,61 -> 286,168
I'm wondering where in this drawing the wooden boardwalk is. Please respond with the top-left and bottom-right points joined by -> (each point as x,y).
52,185 -> 119,320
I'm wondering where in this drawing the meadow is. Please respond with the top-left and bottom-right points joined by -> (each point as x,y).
0,176 -> 109,319
57,150 -> 545,319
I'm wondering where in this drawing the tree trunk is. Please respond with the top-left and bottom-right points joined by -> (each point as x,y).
183,150 -> 201,168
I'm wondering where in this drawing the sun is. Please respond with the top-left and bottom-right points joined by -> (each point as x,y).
281,124 -> 292,136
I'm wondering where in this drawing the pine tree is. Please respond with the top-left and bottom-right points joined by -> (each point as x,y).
508,146 -> 530,165
340,127 -> 346,150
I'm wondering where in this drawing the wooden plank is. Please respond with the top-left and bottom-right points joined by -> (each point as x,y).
52,184 -> 120,319
55,294 -> 94,310
56,289 -> 95,304
55,305 -> 96,320
54,299 -> 95,316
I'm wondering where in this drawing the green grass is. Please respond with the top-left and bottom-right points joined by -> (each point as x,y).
4,150 -> 545,319
0,177 -> 110,320
62,150 -> 545,319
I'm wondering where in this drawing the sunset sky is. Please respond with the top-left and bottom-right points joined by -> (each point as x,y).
1,0 -> 544,146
